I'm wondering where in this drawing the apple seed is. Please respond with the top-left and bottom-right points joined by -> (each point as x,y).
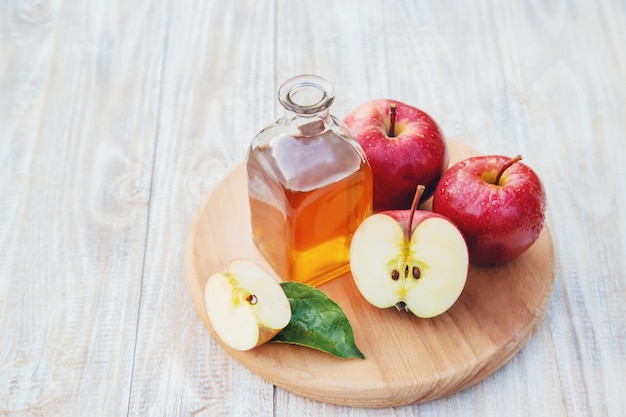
392,265 -> 421,281
412,266 -> 421,279
246,294 -> 258,305
391,269 -> 400,281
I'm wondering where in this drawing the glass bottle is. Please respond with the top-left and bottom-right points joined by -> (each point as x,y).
246,75 -> 373,286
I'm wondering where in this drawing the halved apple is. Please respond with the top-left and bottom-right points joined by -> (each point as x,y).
204,259 -> 291,351
349,186 -> 469,318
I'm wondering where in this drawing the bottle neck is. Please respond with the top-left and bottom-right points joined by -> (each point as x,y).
283,109 -> 331,136
278,75 -> 335,136
278,75 -> 334,114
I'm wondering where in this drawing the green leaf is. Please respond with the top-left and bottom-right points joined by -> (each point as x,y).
271,282 -> 365,360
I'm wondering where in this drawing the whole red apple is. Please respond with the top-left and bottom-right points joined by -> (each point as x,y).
432,155 -> 547,265
343,99 -> 449,211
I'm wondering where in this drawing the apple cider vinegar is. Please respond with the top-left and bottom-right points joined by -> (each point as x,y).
246,75 -> 373,286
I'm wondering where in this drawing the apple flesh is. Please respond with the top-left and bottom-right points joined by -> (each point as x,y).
343,99 -> 449,211
204,259 -> 291,351
432,155 -> 547,265
349,187 -> 468,318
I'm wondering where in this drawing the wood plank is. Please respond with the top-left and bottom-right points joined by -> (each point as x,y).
0,0 -> 166,414
274,0 -> 391,116
489,2 -> 626,417
125,1 -> 278,416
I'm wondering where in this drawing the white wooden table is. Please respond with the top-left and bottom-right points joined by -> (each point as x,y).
1,0 -> 624,415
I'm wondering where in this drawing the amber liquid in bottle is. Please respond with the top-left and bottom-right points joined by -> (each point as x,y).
247,128 -> 373,287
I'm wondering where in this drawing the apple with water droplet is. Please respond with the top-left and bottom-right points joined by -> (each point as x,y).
432,155 -> 547,265
343,99 -> 449,211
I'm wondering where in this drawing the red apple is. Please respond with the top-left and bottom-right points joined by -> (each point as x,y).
432,155 -> 547,265
349,186 -> 468,318
343,99 -> 449,211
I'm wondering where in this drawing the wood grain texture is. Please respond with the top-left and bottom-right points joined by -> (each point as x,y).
1,0 -> 165,415
125,1 -> 279,416
1,0 -> 625,415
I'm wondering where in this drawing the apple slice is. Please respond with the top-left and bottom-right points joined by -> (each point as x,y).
204,259 -> 291,351
349,186 -> 469,318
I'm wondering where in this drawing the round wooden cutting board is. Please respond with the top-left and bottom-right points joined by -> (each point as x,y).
185,139 -> 555,408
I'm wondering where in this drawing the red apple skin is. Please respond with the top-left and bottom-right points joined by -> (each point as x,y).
381,209 -> 462,237
432,155 -> 547,265
343,99 -> 449,212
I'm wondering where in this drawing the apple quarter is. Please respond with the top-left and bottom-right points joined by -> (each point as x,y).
204,259 -> 291,351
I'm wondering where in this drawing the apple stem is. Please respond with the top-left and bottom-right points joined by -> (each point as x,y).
388,103 -> 397,137
407,185 -> 426,241
494,154 -> 523,185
